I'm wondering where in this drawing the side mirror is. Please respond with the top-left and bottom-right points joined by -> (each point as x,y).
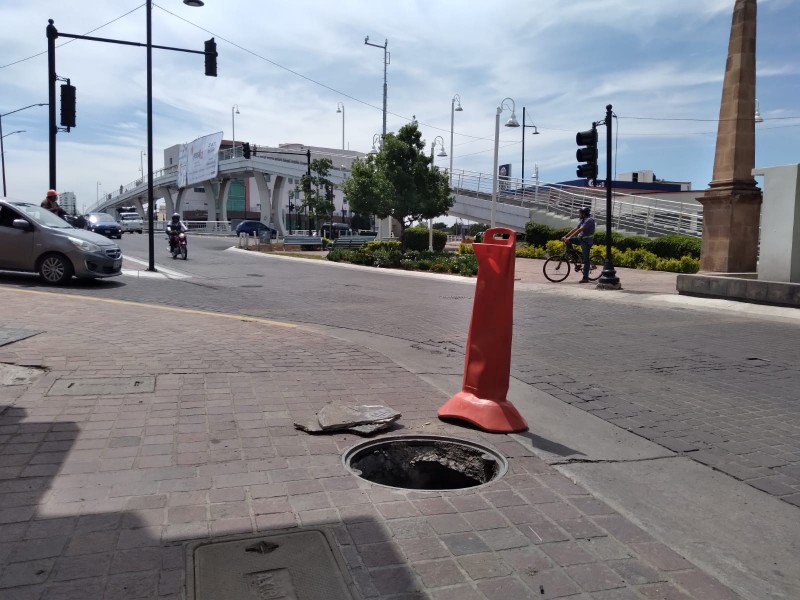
12,218 -> 32,231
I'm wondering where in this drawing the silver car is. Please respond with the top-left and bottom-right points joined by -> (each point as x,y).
0,199 -> 122,284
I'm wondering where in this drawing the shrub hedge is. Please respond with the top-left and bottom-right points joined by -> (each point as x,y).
328,230 -> 699,274
524,222 -> 700,259
402,226 -> 447,252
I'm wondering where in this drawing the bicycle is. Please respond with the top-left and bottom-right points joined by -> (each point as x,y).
542,241 -> 604,282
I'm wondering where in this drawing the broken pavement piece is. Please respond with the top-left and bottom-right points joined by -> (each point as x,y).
294,404 -> 401,436
294,417 -> 325,434
317,404 -> 400,430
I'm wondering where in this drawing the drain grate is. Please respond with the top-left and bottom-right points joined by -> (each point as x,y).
343,435 -> 507,491
187,530 -> 355,600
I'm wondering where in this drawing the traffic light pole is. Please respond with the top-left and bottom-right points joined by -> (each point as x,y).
597,104 -> 621,289
45,16 -> 215,271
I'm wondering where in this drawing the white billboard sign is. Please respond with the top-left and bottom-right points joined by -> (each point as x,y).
176,131 -> 223,188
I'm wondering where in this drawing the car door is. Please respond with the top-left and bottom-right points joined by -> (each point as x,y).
0,206 -> 35,271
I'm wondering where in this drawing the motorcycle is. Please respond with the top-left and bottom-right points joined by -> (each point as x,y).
167,231 -> 188,260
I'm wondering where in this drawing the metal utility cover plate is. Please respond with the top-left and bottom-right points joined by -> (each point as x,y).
0,327 -> 41,347
48,376 -> 155,396
188,529 -> 355,599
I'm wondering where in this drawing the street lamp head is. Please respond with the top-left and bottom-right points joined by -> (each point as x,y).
452,93 -> 463,112
437,148 -> 448,158
455,104 -> 463,112
336,102 -> 344,114
183,0 -> 204,7
233,104 -> 240,115
498,97 -> 519,127
531,126 -> 540,135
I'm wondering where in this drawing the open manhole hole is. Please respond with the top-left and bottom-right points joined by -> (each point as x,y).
342,435 -> 507,491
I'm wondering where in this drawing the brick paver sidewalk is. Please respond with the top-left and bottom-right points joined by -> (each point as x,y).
0,288 -> 738,599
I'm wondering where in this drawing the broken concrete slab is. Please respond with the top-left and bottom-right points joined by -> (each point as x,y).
0,363 -> 46,386
295,404 -> 401,437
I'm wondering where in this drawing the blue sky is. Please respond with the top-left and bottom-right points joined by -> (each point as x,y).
1,0 -> 798,212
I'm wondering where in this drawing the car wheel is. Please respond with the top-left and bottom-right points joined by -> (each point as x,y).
38,253 -> 74,285
137,230 -> 142,234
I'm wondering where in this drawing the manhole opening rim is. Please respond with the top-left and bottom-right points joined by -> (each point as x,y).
341,433 -> 509,492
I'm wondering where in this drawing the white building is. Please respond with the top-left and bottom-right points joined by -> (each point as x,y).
59,191 -> 77,215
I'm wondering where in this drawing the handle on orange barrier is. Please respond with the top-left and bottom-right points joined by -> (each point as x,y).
482,228 -> 516,247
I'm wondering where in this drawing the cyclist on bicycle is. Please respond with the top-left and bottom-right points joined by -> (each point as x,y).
562,207 -> 595,283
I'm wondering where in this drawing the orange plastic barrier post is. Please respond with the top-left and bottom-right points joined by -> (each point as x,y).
437,228 -> 528,433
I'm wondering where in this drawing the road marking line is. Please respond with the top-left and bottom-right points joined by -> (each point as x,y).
0,288 -> 297,329
121,269 -> 166,279
122,256 -> 191,279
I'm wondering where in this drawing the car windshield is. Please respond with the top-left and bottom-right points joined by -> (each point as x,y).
11,202 -> 74,229
89,213 -> 115,223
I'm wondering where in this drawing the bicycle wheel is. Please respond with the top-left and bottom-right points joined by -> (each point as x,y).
543,255 -> 571,282
587,253 -> 604,281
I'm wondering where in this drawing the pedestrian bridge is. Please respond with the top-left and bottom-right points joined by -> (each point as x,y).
89,147 -> 702,238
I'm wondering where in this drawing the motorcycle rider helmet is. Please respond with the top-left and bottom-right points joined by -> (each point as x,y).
171,213 -> 180,222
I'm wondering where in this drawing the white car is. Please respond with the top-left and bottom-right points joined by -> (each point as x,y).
118,212 -> 143,234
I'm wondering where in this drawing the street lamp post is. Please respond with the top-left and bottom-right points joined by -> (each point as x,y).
449,94 -> 462,187
0,130 -> 25,196
1,103 -> 47,197
365,36 -> 389,239
336,103 -> 345,150
139,150 -> 146,181
521,106 -> 539,183
429,136 -> 447,251
364,37 -> 388,142
231,104 -> 240,155
491,98 -> 520,228
144,0 -> 204,271
96,181 -> 102,205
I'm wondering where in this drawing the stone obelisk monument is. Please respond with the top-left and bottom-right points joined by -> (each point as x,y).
699,0 -> 762,273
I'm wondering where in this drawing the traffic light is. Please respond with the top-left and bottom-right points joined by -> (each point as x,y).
576,126 -> 598,183
60,83 -> 76,129
204,38 -> 217,77
242,143 -> 251,159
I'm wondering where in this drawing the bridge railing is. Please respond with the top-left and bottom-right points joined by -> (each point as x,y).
87,165 -> 178,214
449,169 -> 702,238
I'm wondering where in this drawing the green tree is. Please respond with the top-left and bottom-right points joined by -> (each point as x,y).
295,158 -> 335,233
342,123 -> 453,240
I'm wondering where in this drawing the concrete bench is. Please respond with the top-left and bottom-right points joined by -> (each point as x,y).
330,236 -> 377,250
283,235 -> 323,250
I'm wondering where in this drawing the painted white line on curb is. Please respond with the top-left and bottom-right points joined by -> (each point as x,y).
122,256 -> 191,279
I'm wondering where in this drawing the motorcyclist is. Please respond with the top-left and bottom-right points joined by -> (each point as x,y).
166,213 -> 188,252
